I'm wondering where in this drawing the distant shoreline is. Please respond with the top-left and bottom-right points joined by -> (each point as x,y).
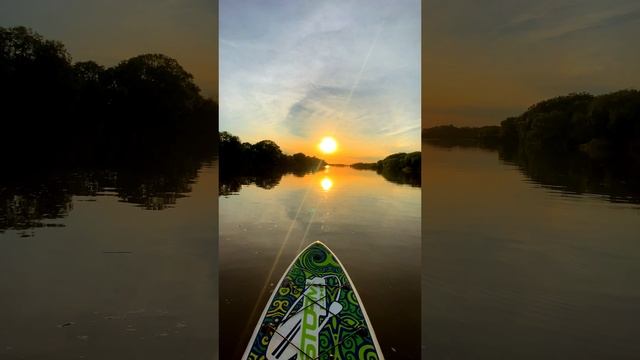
423,90 -> 640,161
219,132 -> 421,189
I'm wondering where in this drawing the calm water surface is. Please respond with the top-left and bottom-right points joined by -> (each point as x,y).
423,143 -> 640,359
6,143 -> 635,359
219,165 -> 421,359
0,161 -> 218,360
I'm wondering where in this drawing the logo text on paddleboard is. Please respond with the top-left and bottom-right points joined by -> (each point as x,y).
267,275 -> 342,360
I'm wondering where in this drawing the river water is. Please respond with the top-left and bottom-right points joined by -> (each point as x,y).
0,160 -> 218,359
422,143 -> 640,359
4,143 -> 637,359
219,165 -> 421,359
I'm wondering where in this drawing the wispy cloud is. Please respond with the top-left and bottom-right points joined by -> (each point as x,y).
382,124 -> 421,137
283,86 -> 349,137
220,0 -> 421,159
498,2 -> 640,41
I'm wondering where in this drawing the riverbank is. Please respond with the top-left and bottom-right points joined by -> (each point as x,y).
424,90 -> 640,162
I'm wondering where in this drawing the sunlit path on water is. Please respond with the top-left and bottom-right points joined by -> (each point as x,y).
219,165 -> 421,359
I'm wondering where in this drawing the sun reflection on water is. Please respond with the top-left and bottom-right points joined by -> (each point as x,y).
320,177 -> 333,192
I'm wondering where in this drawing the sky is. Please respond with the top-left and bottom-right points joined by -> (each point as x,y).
424,0 -> 640,127
5,1 -> 632,150
0,0 -> 218,100
220,0 -> 421,164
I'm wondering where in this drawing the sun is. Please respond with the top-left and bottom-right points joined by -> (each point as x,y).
318,136 -> 338,154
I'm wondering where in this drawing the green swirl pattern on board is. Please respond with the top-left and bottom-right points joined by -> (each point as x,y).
246,242 -> 381,360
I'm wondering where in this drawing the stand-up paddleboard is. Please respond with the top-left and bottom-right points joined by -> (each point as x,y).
243,241 -> 384,360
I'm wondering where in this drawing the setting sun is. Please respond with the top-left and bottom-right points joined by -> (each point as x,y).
318,136 -> 338,154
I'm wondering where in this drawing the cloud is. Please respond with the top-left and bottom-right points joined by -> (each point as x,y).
382,124 -> 421,137
497,2 -> 640,41
220,0 -> 421,159
283,86 -> 349,137
281,85 -> 387,138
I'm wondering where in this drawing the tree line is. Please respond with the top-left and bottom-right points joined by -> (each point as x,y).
0,26 -> 217,168
422,125 -> 501,149
351,151 -> 421,186
219,131 -> 325,176
423,90 -> 640,161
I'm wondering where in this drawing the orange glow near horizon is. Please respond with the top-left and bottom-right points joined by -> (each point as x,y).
237,132 -> 407,165
286,135 -> 391,165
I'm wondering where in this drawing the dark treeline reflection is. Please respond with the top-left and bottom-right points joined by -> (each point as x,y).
219,132 -> 324,195
498,147 -> 640,204
0,27 -> 217,234
0,158 -> 208,235
423,141 -> 640,205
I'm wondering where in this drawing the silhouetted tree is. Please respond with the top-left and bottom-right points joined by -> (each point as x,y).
0,26 -> 218,232
1,26 -> 75,161
350,152 -> 421,186
251,140 -> 283,171
218,131 -> 325,194
425,90 -> 640,161
498,90 -> 640,160
1,26 -> 217,167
